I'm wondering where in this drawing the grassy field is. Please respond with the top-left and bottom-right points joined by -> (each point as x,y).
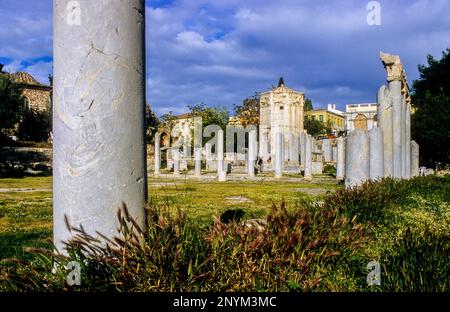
0,175 -> 339,260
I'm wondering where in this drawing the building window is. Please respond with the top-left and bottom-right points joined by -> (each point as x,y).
319,115 -> 324,122
279,106 -> 284,110
24,97 -> 30,111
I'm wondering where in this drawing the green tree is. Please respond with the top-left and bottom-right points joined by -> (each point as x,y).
411,49 -> 450,166
0,75 -> 24,131
304,97 -> 313,112
17,107 -> 52,142
188,102 -> 229,129
145,105 -> 160,144
233,93 -> 260,127
304,116 -> 328,138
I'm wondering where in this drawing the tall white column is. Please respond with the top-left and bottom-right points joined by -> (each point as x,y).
345,130 -> 370,188
304,134 -> 312,180
410,141 -> 420,177
194,147 -> 202,177
154,133 -> 161,176
322,139 -> 332,163
377,85 -> 393,177
405,102 -> 411,179
217,129 -> 224,175
248,130 -> 257,177
336,136 -> 345,181
300,132 -> 306,168
401,95 -> 407,178
390,80 -> 402,178
53,0 -> 147,251
274,132 -> 283,178
369,128 -> 384,180
173,147 -> 180,176
288,133 -> 299,163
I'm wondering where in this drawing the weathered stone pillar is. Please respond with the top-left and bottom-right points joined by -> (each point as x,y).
300,132 -> 306,168
304,134 -> 312,180
259,126 -> 270,161
217,129 -> 224,174
345,130 -> 370,188
336,136 -> 345,180
248,130 -> 257,177
53,0 -> 147,251
410,140 -> 419,177
288,133 -> 299,163
332,145 -> 337,163
401,95 -> 407,178
377,85 -> 393,177
154,133 -> 161,176
194,147 -> 202,177
173,147 -> 180,176
274,132 -> 283,178
380,52 -> 410,179
390,80 -> 402,178
218,170 -> 227,182
405,102 -> 411,179
322,139 -> 332,163
369,128 -> 384,180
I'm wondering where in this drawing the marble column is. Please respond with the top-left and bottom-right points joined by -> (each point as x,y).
194,147 -> 202,177
248,130 -> 257,177
401,95 -> 407,178
53,0 -> 147,251
405,102 -> 411,179
336,137 -> 345,181
154,133 -> 161,176
300,132 -> 306,168
377,85 -> 393,177
390,80 -> 403,178
304,134 -> 312,180
274,132 -> 283,178
410,141 -> 419,177
259,126 -> 270,162
345,130 -> 370,188
332,145 -> 337,163
369,128 -> 384,180
173,147 -> 180,176
322,139 -> 332,163
288,133 -> 299,163
217,129 -> 224,175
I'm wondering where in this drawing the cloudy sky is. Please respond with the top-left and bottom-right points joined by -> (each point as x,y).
0,0 -> 449,115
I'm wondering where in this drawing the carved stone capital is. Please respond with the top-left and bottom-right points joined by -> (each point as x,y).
380,52 -> 404,82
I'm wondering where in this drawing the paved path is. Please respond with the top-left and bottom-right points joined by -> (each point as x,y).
0,188 -> 52,193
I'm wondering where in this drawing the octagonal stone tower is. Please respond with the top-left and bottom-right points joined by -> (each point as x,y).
259,78 -> 305,161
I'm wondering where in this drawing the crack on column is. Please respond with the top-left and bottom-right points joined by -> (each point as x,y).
88,43 -> 122,60
77,99 -> 95,118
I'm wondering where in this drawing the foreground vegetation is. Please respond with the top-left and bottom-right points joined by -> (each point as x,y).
0,175 -> 448,291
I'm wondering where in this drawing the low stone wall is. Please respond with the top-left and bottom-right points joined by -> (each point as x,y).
0,147 -> 53,177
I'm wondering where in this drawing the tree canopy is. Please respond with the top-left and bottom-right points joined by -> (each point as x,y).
188,102 -> 229,129
0,75 -> 24,130
411,49 -> 450,167
233,93 -> 260,127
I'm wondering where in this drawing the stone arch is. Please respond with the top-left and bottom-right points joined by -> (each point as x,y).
354,114 -> 368,130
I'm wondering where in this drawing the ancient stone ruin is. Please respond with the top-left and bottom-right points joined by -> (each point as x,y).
52,1 -> 419,249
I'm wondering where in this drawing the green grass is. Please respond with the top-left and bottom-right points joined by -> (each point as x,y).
0,176 -> 338,260
149,177 -> 339,224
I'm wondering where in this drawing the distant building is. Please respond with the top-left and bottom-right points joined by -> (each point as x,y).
344,103 -> 378,131
305,104 -> 345,134
0,64 -> 52,112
